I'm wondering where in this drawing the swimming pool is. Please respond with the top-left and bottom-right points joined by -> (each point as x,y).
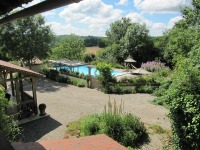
57,65 -> 125,76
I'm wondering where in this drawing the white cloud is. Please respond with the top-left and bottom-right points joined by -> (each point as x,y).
126,12 -> 166,36
22,0 -> 42,8
126,12 -> 151,26
167,16 -> 183,29
59,0 -> 122,30
150,23 -> 166,36
12,0 -> 41,12
117,0 -> 129,5
46,22 -> 105,36
133,0 -> 192,13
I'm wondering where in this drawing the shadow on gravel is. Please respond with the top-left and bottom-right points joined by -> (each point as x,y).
19,116 -> 62,142
23,78 -> 68,93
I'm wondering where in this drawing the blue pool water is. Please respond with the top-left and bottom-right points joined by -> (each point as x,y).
58,65 -> 125,76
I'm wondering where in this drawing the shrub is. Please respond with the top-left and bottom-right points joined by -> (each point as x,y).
83,53 -> 93,63
135,76 -> 147,85
75,71 -> 79,76
141,61 -> 169,72
57,76 -> 69,83
0,88 -> 21,141
96,62 -> 112,93
136,85 -> 155,94
42,68 -> 50,77
119,77 -> 129,83
77,81 -> 85,87
113,84 -> 123,94
80,99 -> 147,148
48,69 -> 59,81
122,87 -> 132,94
70,79 -> 78,85
81,115 -> 100,136
161,58 -> 200,149
101,85 -> 112,94
113,63 -> 125,69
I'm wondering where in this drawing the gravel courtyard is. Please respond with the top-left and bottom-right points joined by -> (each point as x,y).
21,78 -> 171,149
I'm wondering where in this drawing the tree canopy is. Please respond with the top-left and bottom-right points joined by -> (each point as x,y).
0,15 -> 54,67
98,17 -> 155,65
154,1 -> 200,149
50,34 -> 85,60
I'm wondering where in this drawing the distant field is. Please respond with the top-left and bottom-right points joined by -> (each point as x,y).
85,46 -> 102,55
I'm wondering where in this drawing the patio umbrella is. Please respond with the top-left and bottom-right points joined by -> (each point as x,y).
124,57 -> 137,69
124,58 -> 136,63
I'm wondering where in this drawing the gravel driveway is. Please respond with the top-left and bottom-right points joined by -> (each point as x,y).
21,78 -> 171,149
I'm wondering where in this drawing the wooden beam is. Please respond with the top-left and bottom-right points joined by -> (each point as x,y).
0,0 -> 82,25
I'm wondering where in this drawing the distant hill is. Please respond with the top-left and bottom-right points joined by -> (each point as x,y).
55,35 -> 106,48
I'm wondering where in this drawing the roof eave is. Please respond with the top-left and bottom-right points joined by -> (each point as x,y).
0,0 -> 82,25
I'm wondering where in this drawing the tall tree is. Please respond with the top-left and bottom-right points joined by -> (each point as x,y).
157,1 -> 200,149
122,23 -> 154,64
106,17 -> 131,45
161,20 -> 196,66
104,18 -> 154,65
182,0 -> 200,27
0,15 -> 54,68
50,34 -> 85,60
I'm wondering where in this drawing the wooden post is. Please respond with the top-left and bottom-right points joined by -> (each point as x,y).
10,72 -> 15,96
15,79 -> 21,118
32,77 -> 38,114
87,65 -> 92,88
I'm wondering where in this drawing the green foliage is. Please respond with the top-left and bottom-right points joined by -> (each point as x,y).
96,44 -> 119,64
81,115 -> 101,136
151,2 -> 200,149
136,85 -> 156,94
165,59 -> 200,150
80,100 -> 147,148
104,17 -> 156,65
82,53 -> 93,63
0,15 -> 54,67
51,34 -> 85,60
46,71 -> 86,88
0,87 -> 21,141
57,76 -> 69,83
48,70 -> 59,81
66,119 -> 81,137
161,23 -> 196,66
96,62 -> 113,93
112,63 -> 125,69
149,124 -> 170,135
113,84 -> 124,94
76,81 -> 85,87
181,0 -> 200,27
122,23 -> 154,64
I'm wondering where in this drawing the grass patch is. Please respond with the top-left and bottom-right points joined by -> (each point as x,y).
85,46 -> 102,55
66,99 -> 148,149
148,124 -> 169,135
148,124 -> 173,150
66,119 -> 81,137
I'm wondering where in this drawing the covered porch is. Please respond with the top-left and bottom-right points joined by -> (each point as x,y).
0,60 -> 42,120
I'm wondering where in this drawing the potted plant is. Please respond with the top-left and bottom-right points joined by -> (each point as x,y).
39,103 -> 46,116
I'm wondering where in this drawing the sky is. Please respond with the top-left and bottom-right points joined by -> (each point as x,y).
22,0 -> 192,37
